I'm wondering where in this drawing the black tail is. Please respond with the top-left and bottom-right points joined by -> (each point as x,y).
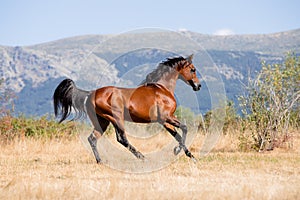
53,78 -> 90,123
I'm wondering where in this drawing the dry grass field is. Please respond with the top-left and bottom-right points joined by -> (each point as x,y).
1,129 -> 300,200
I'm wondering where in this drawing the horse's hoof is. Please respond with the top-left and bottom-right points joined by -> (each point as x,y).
191,156 -> 197,163
136,152 -> 145,160
96,159 -> 102,164
173,146 -> 182,155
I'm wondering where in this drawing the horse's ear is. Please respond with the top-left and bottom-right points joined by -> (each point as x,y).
186,54 -> 194,63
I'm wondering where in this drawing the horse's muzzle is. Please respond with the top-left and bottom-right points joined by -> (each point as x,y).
193,83 -> 201,91
188,80 -> 201,91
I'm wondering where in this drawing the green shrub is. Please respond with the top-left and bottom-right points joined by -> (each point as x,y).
0,115 -> 78,141
239,53 -> 300,151
200,101 -> 240,134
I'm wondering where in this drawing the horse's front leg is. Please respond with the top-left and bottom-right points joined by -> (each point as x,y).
178,124 -> 197,161
163,118 -> 196,161
163,122 -> 184,154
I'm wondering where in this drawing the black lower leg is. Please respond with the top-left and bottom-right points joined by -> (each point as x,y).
179,125 -> 196,159
164,125 -> 184,154
180,124 -> 188,146
127,144 -> 145,159
88,133 -> 101,163
182,146 -> 194,158
164,125 -> 183,144
164,124 -> 195,159
115,127 -> 144,159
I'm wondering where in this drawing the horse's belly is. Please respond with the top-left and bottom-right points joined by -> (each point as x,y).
125,105 -> 158,123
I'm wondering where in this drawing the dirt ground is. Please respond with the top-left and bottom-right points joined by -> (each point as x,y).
1,131 -> 300,200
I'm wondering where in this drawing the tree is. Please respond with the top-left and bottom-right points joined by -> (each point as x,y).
239,54 -> 300,151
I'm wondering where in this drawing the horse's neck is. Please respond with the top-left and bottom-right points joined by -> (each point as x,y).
157,70 -> 179,94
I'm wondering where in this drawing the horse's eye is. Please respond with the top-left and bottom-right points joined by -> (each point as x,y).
191,68 -> 196,73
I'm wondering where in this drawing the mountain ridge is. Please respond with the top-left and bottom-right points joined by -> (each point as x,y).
26,28 -> 300,54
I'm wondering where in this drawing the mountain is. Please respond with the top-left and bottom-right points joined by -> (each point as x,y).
1,29 -> 299,116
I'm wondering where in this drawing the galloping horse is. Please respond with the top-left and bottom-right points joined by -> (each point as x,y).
53,55 -> 201,163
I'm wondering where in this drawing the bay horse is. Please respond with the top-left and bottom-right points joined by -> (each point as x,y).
53,54 -> 201,163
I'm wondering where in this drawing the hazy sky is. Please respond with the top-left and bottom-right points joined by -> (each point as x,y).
1,0 -> 299,46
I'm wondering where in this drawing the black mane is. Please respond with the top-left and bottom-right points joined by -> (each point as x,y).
140,56 -> 187,85
161,56 -> 186,67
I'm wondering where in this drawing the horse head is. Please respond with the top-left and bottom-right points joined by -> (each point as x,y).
177,54 -> 201,91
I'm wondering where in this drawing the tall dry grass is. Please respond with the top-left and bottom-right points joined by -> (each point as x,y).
1,128 -> 300,200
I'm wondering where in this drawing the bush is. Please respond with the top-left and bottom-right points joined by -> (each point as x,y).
0,115 -> 78,142
239,54 -> 300,151
200,101 -> 240,134
0,78 -> 80,142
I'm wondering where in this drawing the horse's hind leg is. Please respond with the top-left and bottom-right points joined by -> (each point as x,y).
86,95 -> 110,163
116,126 -> 145,159
87,115 -> 110,163
88,132 -> 101,163
111,118 -> 145,160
